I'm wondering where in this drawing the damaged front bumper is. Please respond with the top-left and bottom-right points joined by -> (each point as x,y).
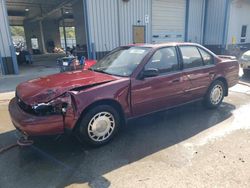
9,98 -> 65,136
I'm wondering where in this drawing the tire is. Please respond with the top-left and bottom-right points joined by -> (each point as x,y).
204,80 -> 225,109
243,69 -> 250,75
76,105 -> 121,146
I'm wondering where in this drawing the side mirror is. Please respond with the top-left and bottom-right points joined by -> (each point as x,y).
143,68 -> 159,78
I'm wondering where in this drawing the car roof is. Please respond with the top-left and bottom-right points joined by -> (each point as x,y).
126,42 -> 218,58
127,42 -> 200,48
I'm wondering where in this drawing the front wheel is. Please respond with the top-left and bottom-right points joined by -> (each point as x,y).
76,105 -> 121,146
204,80 -> 225,109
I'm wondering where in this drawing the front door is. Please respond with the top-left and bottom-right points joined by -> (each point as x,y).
131,47 -> 192,117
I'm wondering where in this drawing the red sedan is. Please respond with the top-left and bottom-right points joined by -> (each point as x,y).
9,43 -> 239,146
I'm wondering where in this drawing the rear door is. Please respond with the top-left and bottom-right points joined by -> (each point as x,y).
178,45 -> 216,99
131,47 -> 192,117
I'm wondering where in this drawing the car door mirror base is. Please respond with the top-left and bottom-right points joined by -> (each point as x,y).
142,68 -> 159,78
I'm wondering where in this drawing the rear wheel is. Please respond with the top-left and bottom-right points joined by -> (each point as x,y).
204,80 -> 225,109
76,105 -> 120,146
243,69 -> 250,75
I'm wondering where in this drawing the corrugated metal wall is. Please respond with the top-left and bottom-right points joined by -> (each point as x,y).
86,0 -> 230,57
118,0 -> 151,46
87,0 -> 120,57
0,0 -> 12,57
204,0 -> 227,45
87,0 -> 151,59
187,0 -> 205,44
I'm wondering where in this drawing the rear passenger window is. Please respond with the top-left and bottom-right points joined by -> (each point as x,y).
145,47 -> 179,74
198,48 -> 214,65
180,46 -> 203,69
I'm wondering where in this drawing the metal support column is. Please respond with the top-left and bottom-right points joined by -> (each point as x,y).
202,0 -> 209,45
39,21 -> 46,54
83,0 -> 92,59
0,0 -> 19,74
61,8 -> 68,51
222,0 -> 230,52
0,51 -> 5,75
185,0 -> 190,42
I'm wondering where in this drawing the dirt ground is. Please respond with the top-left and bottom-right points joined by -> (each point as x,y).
0,76 -> 250,188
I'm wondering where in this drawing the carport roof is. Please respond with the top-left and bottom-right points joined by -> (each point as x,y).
6,0 -> 74,25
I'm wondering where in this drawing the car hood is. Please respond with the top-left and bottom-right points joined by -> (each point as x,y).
16,70 -> 118,105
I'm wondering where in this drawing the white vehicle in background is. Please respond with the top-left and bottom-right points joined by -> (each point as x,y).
240,50 -> 250,75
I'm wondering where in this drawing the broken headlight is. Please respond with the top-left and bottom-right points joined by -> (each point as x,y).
32,96 -> 69,116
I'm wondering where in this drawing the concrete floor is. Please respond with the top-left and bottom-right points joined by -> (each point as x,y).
0,71 -> 250,187
0,60 -> 59,93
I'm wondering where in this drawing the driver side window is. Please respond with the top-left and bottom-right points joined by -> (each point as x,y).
145,47 -> 179,74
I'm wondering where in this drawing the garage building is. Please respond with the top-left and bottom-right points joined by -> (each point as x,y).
0,0 -> 250,75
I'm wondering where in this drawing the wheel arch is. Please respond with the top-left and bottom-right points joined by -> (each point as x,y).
73,99 -> 126,132
212,76 -> 229,96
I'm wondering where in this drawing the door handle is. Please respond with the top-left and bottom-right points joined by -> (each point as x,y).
209,72 -> 215,75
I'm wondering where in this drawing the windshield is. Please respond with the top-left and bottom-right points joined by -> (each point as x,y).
90,47 -> 151,77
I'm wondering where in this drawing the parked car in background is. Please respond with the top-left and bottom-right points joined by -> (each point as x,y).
239,50 -> 250,75
83,59 -> 96,70
57,56 -> 96,72
9,43 -> 239,146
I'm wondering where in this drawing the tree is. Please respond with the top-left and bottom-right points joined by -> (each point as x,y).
60,27 -> 76,39
10,26 -> 25,37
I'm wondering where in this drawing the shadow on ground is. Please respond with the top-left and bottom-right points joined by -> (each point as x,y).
0,101 -> 235,188
240,73 -> 250,84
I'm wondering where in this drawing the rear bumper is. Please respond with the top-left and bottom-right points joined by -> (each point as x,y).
8,98 -> 64,136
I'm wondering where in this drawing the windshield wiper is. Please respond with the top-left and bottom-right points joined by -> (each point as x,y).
89,67 -> 112,75
88,67 -> 95,71
89,68 -> 104,73
88,67 -> 123,77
